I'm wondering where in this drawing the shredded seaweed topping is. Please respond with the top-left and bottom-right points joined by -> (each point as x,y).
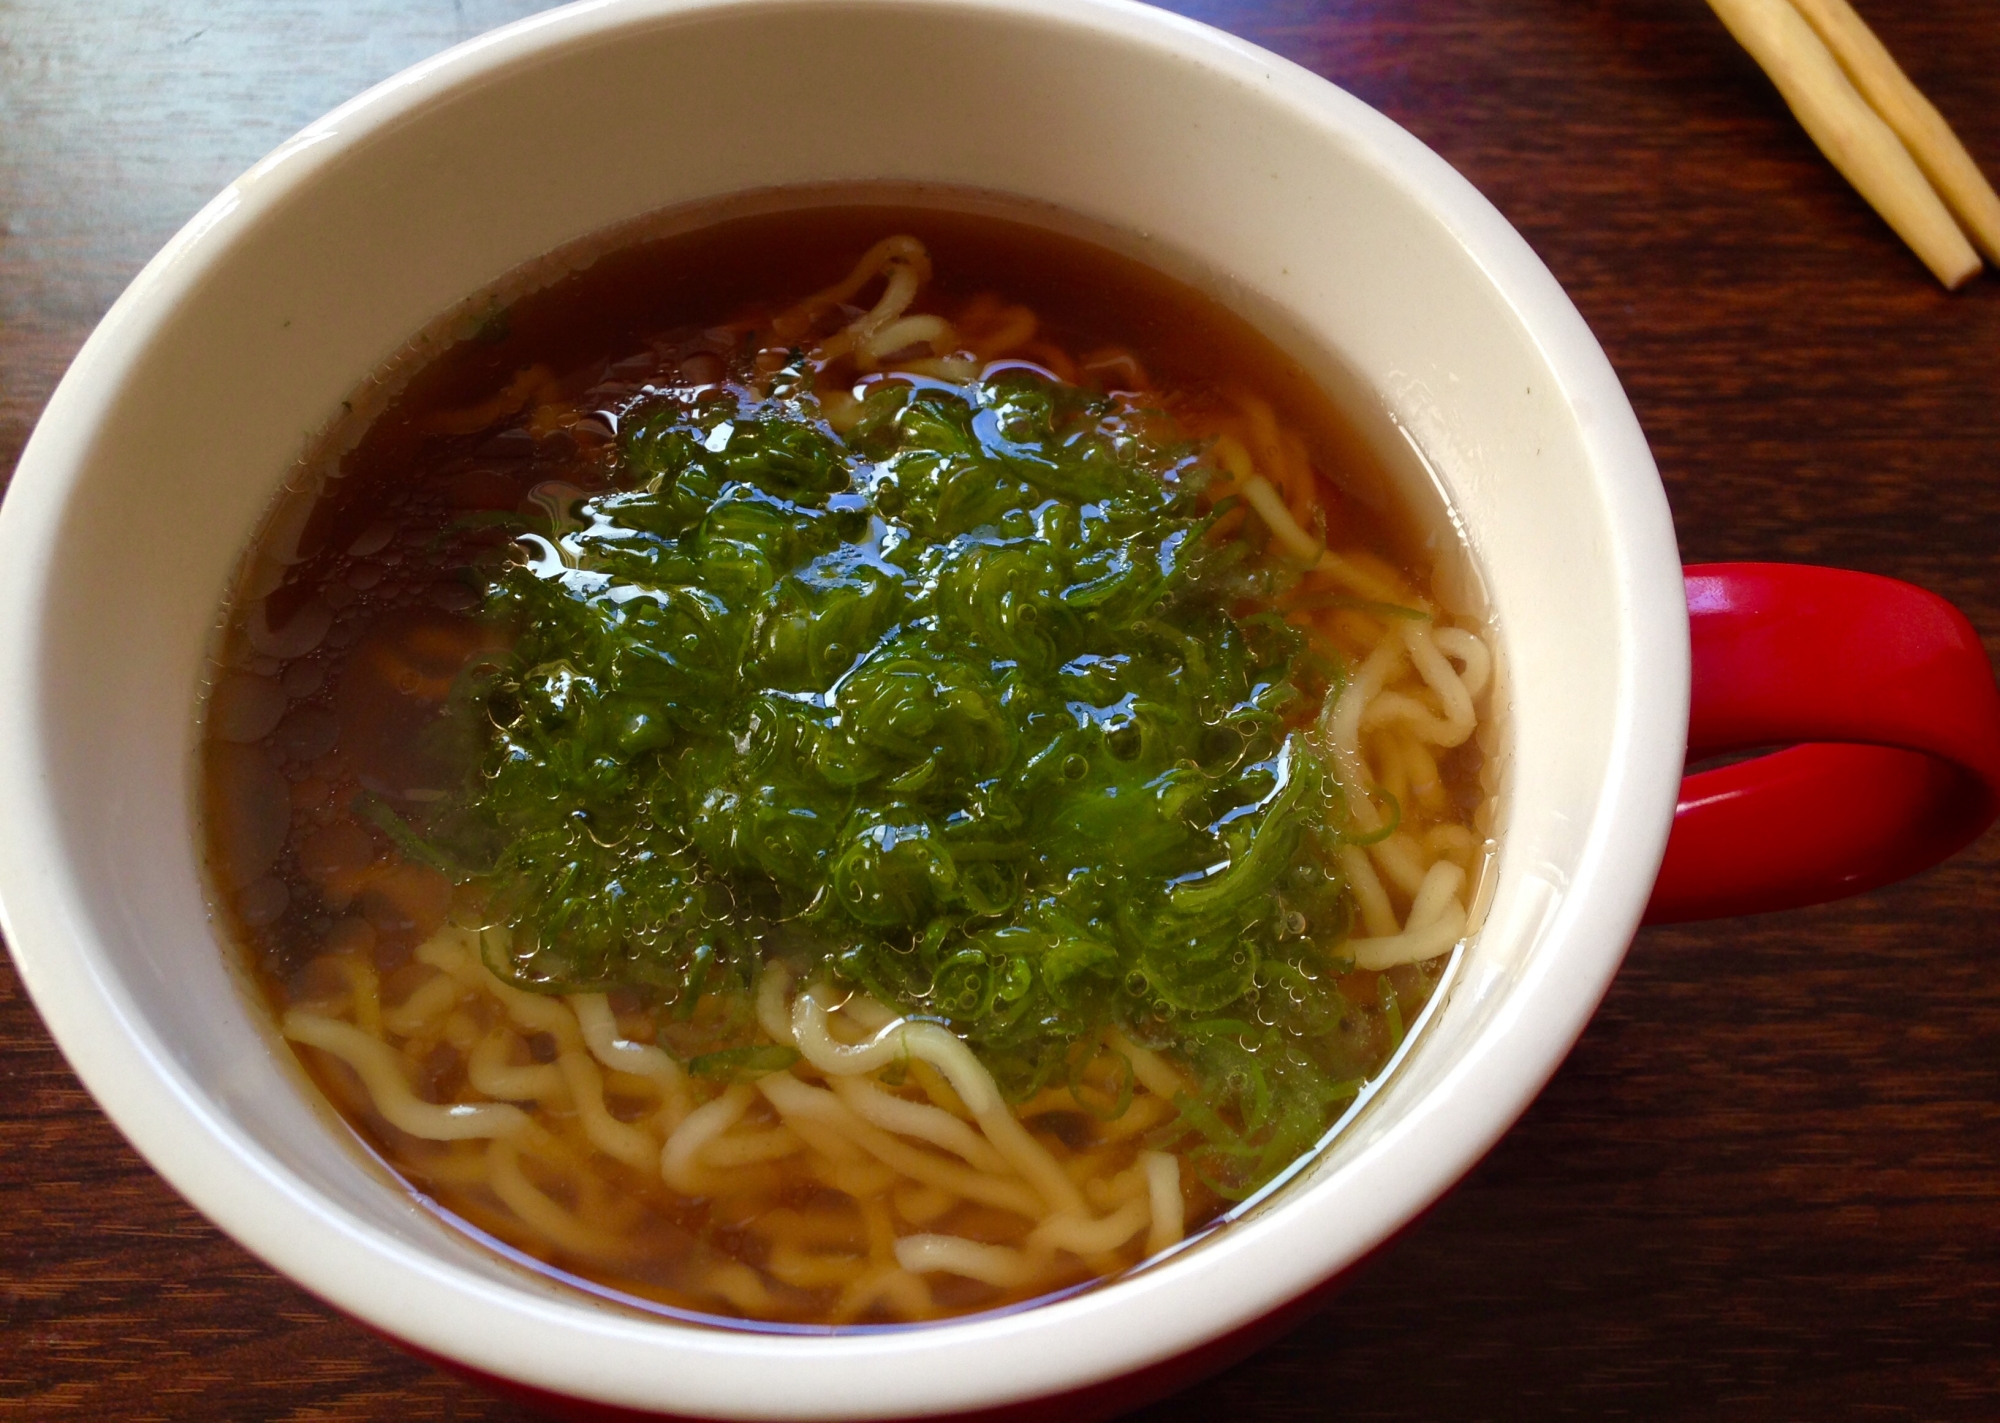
441,358 -> 1384,1196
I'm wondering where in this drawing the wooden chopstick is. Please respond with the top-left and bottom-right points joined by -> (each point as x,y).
1787,0 -> 2000,264
1706,0 -> 1982,288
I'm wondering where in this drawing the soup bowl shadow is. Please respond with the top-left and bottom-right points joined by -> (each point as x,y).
0,0 -> 1688,1417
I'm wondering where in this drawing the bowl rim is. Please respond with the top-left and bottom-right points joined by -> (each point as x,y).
0,0 -> 1687,1415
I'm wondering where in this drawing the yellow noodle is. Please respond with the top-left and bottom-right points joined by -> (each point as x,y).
783,1110 -> 871,1166
556,1047 -> 659,1173
1369,831 -> 1430,900
859,1194 -> 898,1264
406,1143 -> 497,1188
1322,635 -> 1406,828
704,1260 -> 778,1315
652,1092 -> 692,1139
1405,914 -> 1468,961
830,1077 -> 1013,1175
1208,431 -> 1255,496
821,261 -> 922,364
327,956 -> 383,1038
1400,732 -> 1446,813
1339,845 -> 1399,939
282,1011 -> 527,1141
568,993 -> 685,1090
1371,727 -> 1412,811
466,1030 -> 569,1105
791,994 -> 1084,1216
861,313 -> 953,362
420,929 -> 579,1046
1084,1166 -> 1150,1211
822,1158 -> 900,1199
1407,860 -> 1467,932
381,970 -> 463,1036
1105,1029 -> 1190,1102
757,1072 -> 1045,1219
1142,1150 -> 1185,1254
841,994 -> 901,1032
423,364 -> 556,436
440,1009 -> 483,1053
1324,606 -> 1387,650
767,1242 -> 869,1289
1015,1085 -> 1085,1119
892,1182 -> 955,1225
756,963 -> 796,1043
1365,684 -> 1464,749
1093,1092 -> 1176,1143
602,1066 -> 669,1098
778,235 -> 930,339
907,1059 -> 973,1119
1313,549 -> 1417,606
701,1125 -> 805,1167
894,355 -> 982,381
1425,824 -> 1479,868
1279,429 -> 1317,526
1231,391 -> 1287,496
894,1235 -> 1042,1288
1240,476 -> 1322,564
1080,346 -> 1149,390
818,386 -> 863,432
485,1135 -> 629,1259
1401,620 -> 1478,746
968,305 -> 1036,360
660,1083 -> 754,1193
1432,625 -> 1493,699
1352,861 -> 1469,971
1028,1198 -> 1150,1255
1059,1145 -> 1123,1191
971,1099 -> 1084,1212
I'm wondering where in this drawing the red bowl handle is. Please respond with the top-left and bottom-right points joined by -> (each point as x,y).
1644,563 -> 2000,923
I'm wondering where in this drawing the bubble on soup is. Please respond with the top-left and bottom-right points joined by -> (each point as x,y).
208,671 -> 288,744
245,595 -> 332,659
207,742 -> 291,888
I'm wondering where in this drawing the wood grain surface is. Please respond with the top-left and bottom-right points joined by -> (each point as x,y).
3,1 -> 1996,1418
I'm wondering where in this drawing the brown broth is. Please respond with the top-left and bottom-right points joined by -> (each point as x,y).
202,198 -> 1487,1328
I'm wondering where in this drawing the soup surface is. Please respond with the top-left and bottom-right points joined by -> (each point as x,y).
202,201 -> 1498,1327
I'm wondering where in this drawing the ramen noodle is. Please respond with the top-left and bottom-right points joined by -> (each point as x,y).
202,202 -> 1498,1327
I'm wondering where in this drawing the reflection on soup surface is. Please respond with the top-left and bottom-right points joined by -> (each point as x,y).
203,202 -> 1498,1327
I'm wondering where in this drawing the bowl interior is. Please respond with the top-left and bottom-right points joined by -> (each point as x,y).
0,0 -> 1684,1414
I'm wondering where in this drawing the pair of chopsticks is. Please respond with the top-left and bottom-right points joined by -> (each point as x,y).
1706,0 -> 2000,289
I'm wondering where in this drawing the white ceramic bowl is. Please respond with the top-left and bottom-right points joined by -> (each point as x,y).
0,0 -> 1685,1416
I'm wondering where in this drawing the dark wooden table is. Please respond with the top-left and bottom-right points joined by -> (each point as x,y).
4,1 -> 1997,1417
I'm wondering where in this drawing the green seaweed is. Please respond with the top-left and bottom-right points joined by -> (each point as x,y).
436,358 -> 1398,1198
